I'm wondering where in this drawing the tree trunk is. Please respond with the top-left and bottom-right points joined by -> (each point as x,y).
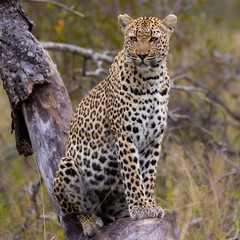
0,1 -> 84,239
0,1 -> 179,239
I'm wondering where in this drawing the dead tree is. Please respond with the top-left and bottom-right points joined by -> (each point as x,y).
0,1 -> 179,239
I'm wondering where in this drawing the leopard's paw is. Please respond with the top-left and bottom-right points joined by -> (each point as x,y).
154,205 -> 165,218
81,215 -> 104,237
130,205 -> 164,220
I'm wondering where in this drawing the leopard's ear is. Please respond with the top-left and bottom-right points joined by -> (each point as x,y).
162,14 -> 177,35
118,14 -> 133,33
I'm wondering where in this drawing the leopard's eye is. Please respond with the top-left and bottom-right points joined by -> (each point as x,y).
150,37 -> 158,42
130,36 -> 137,42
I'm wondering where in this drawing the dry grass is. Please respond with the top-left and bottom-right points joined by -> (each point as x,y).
156,143 -> 239,240
0,112 -> 238,240
0,155 -> 63,240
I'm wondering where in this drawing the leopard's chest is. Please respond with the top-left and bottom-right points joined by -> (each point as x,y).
108,63 -> 170,147
122,90 -> 168,148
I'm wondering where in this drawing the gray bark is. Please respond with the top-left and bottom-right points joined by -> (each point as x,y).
0,1 -> 84,239
0,1 -> 179,239
91,211 -> 179,240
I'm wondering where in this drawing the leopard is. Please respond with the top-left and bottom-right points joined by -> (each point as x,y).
53,13 -> 177,237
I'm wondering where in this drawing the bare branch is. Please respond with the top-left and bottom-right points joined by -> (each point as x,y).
225,199 -> 240,240
171,83 -> 207,93
171,74 -> 240,122
23,0 -> 84,17
219,166 -> 240,180
168,111 -> 212,135
41,42 -> 113,64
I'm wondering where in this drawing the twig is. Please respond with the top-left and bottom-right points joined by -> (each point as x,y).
219,166 -> 240,181
225,199 -> 240,240
26,179 -> 42,217
189,217 -> 202,227
23,0 -> 85,17
171,83 -> 207,93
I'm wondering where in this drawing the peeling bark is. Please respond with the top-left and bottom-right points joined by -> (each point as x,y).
0,1 -> 179,239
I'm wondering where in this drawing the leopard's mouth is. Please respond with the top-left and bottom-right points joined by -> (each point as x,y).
136,58 -> 159,69
128,54 -> 157,70
136,63 -> 152,70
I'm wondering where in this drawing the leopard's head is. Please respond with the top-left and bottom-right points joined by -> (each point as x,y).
118,14 -> 177,70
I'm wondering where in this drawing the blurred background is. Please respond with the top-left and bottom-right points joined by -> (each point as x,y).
0,0 -> 239,239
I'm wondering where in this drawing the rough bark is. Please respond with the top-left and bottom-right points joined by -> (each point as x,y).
91,211 -> 179,240
0,1 -> 179,239
0,1 -> 84,239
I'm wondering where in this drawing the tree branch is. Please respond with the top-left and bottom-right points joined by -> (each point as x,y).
41,41 -> 113,64
92,211 -> 180,240
23,0 -> 85,17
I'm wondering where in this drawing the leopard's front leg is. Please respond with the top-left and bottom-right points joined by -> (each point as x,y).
117,134 -> 163,220
139,141 -> 164,218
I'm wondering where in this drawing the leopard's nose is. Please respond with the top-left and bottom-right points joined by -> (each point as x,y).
137,54 -> 148,61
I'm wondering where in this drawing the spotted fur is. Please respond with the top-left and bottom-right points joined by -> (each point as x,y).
53,14 -> 177,237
